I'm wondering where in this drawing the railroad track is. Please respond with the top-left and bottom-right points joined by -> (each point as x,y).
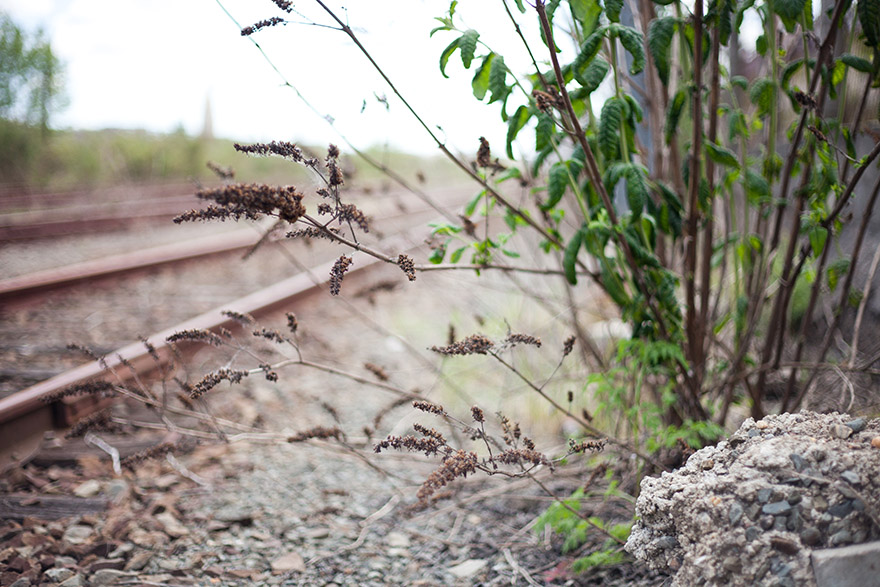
0,182 -> 470,470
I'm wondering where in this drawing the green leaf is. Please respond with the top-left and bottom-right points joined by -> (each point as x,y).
617,26 -> 645,75
544,161 -> 570,210
705,142 -> 739,167
514,0 -> 526,12
450,246 -> 467,263
809,226 -> 827,257
571,0 -> 602,36
576,58 -> 610,93
624,164 -> 648,216
826,258 -> 850,291
471,53 -> 494,100
573,27 -> 606,73
439,38 -> 459,78
599,97 -> 624,160
488,55 -> 509,103
831,59 -> 847,87
858,0 -> 880,48
506,105 -> 531,158
840,54 -> 874,73
600,258 -> 630,307
495,167 -> 522,185
464,190 -> 485,216
536,113 -> 555,152
429,244 -> 447,264
605,0 -> 623,22
755,34 -> 767,57
563,227 -> 585,284
745,169 -> 770,203
749,78 -> 775,117
459,29 -> 479,68
664,88 -> 686,145
773,0 -> 807,21
648,17 -> 676,86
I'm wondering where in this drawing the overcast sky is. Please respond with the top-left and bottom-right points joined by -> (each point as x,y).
3,0 -> 555,156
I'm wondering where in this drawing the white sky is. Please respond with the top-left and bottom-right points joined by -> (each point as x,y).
3,0 -> 552,156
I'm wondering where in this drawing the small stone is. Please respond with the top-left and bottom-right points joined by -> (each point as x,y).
853,499 -> 865,512
758,488 -> 773,503
763,501 -> 792,515
386,532 -> 410,548
214,506 -> 255,526
813,495 -> 828,511
747,503 -> 762,520
787,493 -> 802,505
800,527 -> 821,546
62,525 -> 93,545
760,516 -> 775,530
9,578 -> 31,587
729,502 -> 744,525
73,480 -> 101,498
828,501 -> 854,517
105,480 -> 129,503
844,418 -> 866,433
59,576 -> 84,587
770,536 -> 799,555
44,568 -> 75,583
813,541 -> 880,586
155,512 -> 189,538
840,470 -> 861,485
748,429 -> 761,437
448,559 -> 487,579
789,454 -> 808,472
746,526 -> 762,541
701,459 -> 715,470
271,552 -> 305,574
89,569 -> 125,586
837,483 -> 859,499
830,425 -> 853,439
305,527 -> 330,539
756,420 -> 769,429
786,511 -> 803,532
124,551 -> 153,572
872,436 -> 880,449
654,535 -> 678,549
54,556 -> 77,567
722,556 -> 741,572
775,563 -> 792,577
773,515 -> 789,531
830,529 -> 853,545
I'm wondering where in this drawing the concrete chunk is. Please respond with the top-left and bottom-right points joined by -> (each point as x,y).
812,541 -> 880,587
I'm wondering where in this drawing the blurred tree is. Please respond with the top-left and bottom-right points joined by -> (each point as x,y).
0,11 -> 66,133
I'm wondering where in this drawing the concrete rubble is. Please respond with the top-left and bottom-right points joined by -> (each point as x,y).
626,412 -> 880,586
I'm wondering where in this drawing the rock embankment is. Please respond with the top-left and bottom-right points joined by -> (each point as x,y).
626,412 -> 880,586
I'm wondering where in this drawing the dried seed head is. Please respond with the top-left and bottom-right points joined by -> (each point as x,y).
317,202 -> 332,215
374,434 -> 445,456
65,408 -> 121,438
286,313 -> 298,334
567,390 -> 574,403
271,0 -> 294,13
190,368 -> 250,398
42,381 -> 115,403
364,362 -> 389,381
413,423 -> 447,442
504,333 -> 542,348
338,203 -> 368,231
287,426 -> 342,442
175,183 -> 306,224
241,17 -> 284,36
253,328 -> 286,343
397,254 -> 416,281
476,137 -> 491,168
416,450 -> 478,502
470,406 -> 485,423
121,442 -> 176,470
563,335 -> 576,357
222,310 -> 255,325
569,438 -> 606,453
431,334 -> 494,356
412,400 -> 445,415
493,447 -> 551,468
329,255 -> 354,295
166,329 -> 225,347
327,144 -> 340,158
794,90 -> 817,110
234,140 -> 303,161
206,161 -> 235,180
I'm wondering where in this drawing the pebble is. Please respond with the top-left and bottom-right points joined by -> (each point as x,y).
770,537 -> 799,555
830,529 -> 853,545
729,502 -> 744,525
58,575 -> 84,587
789,454 -> 808,472
44,568 -> 76,583
448,559 -> 487,579
89,569 -> 125,586
845,418 -> 866,433
62,525 -> 93,545
155,512 -> 189,538
762,501 -> 792,515
872,436 -> 880,448
760,516 -> 775,530
73,480 -> 102,498
105,480 -> 130,503
9,578 -> 31,587
655,535 -> 678,549
830,425 -> 853,439
800,527 -> 821,546
840,470 -> 861,485
386,532 -> 410,548
757,488 -> 773,503
746,526 -> 762,541
828,501 -> 854,517
271,552 -> 305,574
